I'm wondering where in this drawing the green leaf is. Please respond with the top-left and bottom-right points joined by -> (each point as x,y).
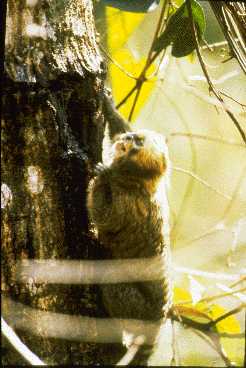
153,0 -> 206,57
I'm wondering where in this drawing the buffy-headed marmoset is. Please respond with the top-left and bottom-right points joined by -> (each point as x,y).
87,102 -> 173,362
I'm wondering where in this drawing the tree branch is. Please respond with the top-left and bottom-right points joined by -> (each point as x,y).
206,303 -> 246,329
187,0 -> 246,143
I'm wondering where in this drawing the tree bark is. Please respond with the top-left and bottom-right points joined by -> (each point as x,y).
1,0 -> 127,364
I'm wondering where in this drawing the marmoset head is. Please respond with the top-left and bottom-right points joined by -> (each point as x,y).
108,129 -> 170,182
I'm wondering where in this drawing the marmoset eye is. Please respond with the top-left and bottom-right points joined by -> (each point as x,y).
125,134 -> 133,141
134,136 -> 144,146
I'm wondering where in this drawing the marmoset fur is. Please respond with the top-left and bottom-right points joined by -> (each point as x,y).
87,121 -> 173,326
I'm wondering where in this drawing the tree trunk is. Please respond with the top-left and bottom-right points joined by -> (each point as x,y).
1,0 -> 127,364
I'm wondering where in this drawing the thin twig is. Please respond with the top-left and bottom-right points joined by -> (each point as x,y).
216,283 -> 246,303
116,85 -> 138,110
169,312 -> 245,337
178,81 -> 246,117
206,304 -> 246,329
217,89 -> 246,107
201,39 -> 232,50
170,132 -> 246,147
99,44 -> 137,80
171,166 -> 232,200
128,0 -> 169,121
202,38 -> 214,51
230,276 -> 246,289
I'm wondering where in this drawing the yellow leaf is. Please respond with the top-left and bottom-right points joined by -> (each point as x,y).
106,8 -> 144,55
173,286 -> 192,303
208,304 -> 244,366
109,50 -> 156,120
208,305 -> 240,334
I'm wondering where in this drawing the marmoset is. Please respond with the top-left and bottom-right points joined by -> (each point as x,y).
87,114 -> 173,362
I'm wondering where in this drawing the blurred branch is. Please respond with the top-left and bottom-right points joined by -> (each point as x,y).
171,166 -> 232,200
190,328 -> 234,367
116,335 -> 146,366
187,0 -> 246,143
230,276 -> 246,288
13,257 -> 166,284
13,259 -> 241,285
175,221 -> 233,248
220,164 -> 246,220
199,286 -> 246,304
227,217 -> 244,267
159,84 -> 198,243
2,294 -> 161,344
173,264 -> 239,281
171,319 -> 181,366
3,294 -> 244,345
215,283 -> 246,303
201,39 -> 230,50
1,317 -> 46,366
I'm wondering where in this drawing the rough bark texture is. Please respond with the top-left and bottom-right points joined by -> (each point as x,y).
1,0 -> 129,364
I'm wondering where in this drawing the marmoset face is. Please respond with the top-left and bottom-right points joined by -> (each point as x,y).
109,130 -> 170,178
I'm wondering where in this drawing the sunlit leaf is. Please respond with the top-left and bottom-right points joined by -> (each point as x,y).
153,0 -> 206,57
109,50 -> 156,119
208,304 -> 244,366
106,8 -> 145,54
101,0 -> 160,13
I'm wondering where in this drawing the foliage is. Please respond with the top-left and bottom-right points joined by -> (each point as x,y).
153,0 -> 206,57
